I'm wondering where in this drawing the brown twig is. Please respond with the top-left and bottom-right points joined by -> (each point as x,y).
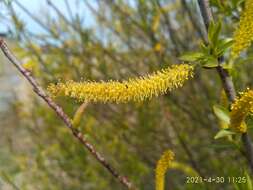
0,38 -> 136,190
197,0 -> 253,173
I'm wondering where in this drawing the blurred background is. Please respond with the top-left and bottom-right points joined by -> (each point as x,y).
0,0 -> 253,189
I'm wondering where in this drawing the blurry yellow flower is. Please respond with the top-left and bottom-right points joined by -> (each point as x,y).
48,64 -> 193,103
152,12 -> 161,32
22,59 -> 34,70
155,150 -> 175,190
22,58 -> 39,75
154,43 -> 162,52
230,89 -> 253,133
231,0 -> 253,58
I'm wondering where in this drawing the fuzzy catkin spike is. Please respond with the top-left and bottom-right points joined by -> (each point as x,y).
47,64 -> 193,103
230,89 -> 253,133
231,0 -> 253,58
155,150 -> 175,190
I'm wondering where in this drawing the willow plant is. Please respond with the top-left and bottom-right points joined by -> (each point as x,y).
45,0 -> 253,188
2,0 -> 253,190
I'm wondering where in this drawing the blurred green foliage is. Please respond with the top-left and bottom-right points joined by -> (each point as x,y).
1,0 -> 253,189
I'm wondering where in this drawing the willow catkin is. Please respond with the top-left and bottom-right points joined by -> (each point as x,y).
230,89 -> 253,133
231,0 -> 253,58
47,64 -> 193,103
155,150 -> 175,190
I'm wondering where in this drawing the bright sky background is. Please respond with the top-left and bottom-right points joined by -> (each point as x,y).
0,0 -> 95,34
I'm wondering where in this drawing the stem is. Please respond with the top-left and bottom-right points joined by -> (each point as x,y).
197,0 -> 253,173
0,38 -> 136,190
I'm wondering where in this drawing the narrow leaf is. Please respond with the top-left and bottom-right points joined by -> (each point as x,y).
213,104 -> 230,124
214,129 -> 235,139
72,102 -> 88,128
245,170 -> 253,190
212,20 -> 222,46
179,52 -> 204,62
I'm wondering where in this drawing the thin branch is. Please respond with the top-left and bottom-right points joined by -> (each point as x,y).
197,0 -> 253,173
180,0 -> 205,41
197,0 -> 213,33
64,0 -> 74,22
170,124 -> 204,177
46,0 -> 80,32
0,38 -> 136,190
155,0 -> 181,56
13,0 -> 57,37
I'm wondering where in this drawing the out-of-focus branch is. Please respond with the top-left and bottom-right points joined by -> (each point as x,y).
169,120 -> 203,176
197,0 -> 253,173
13,0 -> 58,37
0,38 -> 136,190
180,0 -> 205,41
155,0 -> 182,57
46,0 -> 81,32
64,0 -> 74,23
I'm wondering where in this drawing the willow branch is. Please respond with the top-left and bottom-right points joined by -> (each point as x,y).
197,0 -> 253,173
0,38 -> 136,190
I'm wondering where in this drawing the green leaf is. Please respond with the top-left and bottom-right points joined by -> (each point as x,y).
203,62 -> 218,68
244,170 -> 253,190
216,38 -> 234,56
212,20 -> 222,46
72,102 -> 88,128
221,62 -> 233,70
202,56 -> 219,68
200,42 -> 210,54
208,20 -> 222,46
235,0 -> 245,7
179,52 -> 204,62
213,104 -> 230,124
214,129 -> 235,139
211,0 -> 224,8
208,21 -> 215,44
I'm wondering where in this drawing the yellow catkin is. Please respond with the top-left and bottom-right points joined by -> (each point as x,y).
155,150 -> 175,190
230,89 -> 253,133
47,64 -> 193,103
231,0 -> 253,58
